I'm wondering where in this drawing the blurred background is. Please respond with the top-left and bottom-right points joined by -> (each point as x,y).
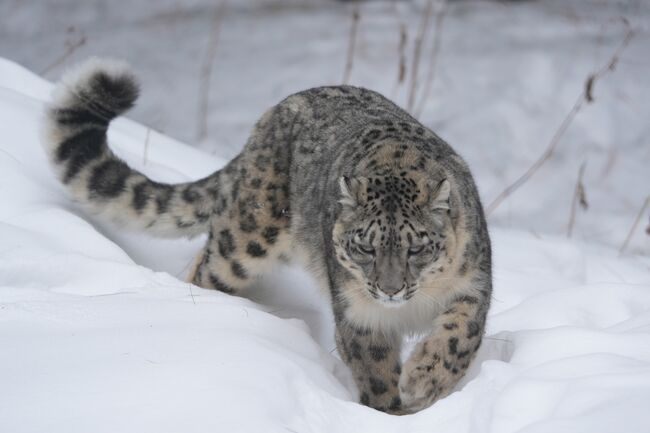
1,0 -> 648,255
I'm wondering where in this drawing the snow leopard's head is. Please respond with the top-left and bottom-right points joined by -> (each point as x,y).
333,173 -> 452,308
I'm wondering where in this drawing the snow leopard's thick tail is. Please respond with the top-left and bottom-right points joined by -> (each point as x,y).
43,58 -> 219,238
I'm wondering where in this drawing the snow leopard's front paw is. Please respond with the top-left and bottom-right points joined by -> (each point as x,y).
400,297 -> 487,412
398,336 -> 466,413
398,345 -> 443,413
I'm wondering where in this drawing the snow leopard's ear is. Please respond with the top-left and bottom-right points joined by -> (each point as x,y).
339,176 -> 369,210
417,178 -> 450,211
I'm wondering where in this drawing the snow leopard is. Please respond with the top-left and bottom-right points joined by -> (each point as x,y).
43,59 -> 492,415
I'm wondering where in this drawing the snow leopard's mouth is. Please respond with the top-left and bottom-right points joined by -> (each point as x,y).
377,296 -> 408,308
368,285 -> 417,308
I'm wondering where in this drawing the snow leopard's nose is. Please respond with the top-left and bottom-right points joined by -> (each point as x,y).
379,283 -> 404,296
375,252 -> 405,296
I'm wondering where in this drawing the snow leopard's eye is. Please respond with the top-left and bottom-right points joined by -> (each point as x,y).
357,244 -> 375,255
408,235 -> 432,258
352,234 -> 375,256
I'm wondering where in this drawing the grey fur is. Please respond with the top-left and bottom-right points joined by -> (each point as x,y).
43,60 -> 492,415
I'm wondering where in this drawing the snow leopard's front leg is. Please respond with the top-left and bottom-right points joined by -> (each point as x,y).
335,321 -> 404,413
399,292 -> 488,413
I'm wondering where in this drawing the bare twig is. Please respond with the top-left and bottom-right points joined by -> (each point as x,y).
389,19 -> 407,100
579,183 -> 588,209
0,147 -> 24,166
342,4 -> 361,85
601,147 -> 618,178
407,0 -> 434,112
397,24 -> 408,85
486,94 -> 584,215
486,27 -> 634,215
40,35 -> 87,75
197,0 -> 227,142
567,161 -> 588,237
188,283 -> 196,305
585,74 -> 595,102
414,0 -> 448,118
619,196 -> 650,256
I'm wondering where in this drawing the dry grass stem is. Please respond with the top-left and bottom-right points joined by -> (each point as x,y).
0,147 -> 24,166
486,27 -> 634,216
619,196 -> 650,255
567,161 -> 587,237
342,4 -> 361,85
188,284 -> 196,305
407,0 -> 434,112
585,74 -> 595,102
197,0 -> 227,142
414,0 -> 448,118
390,21 -> 407,100
398,24 -> 408,85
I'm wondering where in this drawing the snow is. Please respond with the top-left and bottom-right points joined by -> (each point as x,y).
1,1 -> 650,431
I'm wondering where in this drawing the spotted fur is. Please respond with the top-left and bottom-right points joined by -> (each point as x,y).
43,59 -> 492,415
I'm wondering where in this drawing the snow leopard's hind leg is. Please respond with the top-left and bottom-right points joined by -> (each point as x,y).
188,106 -> 294,294
189,218 -> 289,294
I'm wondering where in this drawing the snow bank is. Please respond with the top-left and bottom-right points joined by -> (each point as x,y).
1,58 -> 650,433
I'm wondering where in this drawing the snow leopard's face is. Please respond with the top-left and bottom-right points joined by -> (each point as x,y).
334,175 -> 451,307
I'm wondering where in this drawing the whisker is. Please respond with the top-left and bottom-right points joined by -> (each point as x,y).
412,291 -> 445,309
417,275 -> 470,285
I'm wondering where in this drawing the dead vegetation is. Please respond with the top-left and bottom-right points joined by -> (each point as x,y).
197,0 -> 227,142
485,25 -> 634,216
342,4 -> 361,85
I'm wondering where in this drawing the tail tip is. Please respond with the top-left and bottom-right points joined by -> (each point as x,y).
51,57 -> 140,116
